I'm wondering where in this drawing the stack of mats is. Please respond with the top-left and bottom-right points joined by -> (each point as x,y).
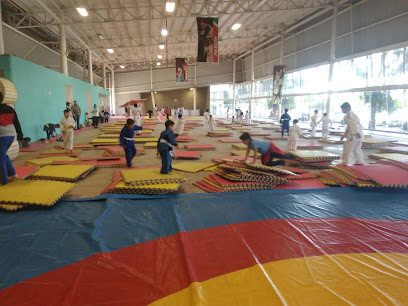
29,165 -> 95,182
144,142 -> 157,149
208,130 -> 233,137
172,162 -> 216,173
287,150 -> 340,169
102,168 -> 186,195
211,156 -> 256,163
368,153 -> 408,161
174,151 -> 202,159
296,142 -> 324,150
56,144 -> 93,150
0,180 -> 75,211
184,144 -> 216,151
378,146 -> 408,155
96,145 -> 145,156
232,143 -> 247,150
362,139 -> 394,149
370,154 -> 408,170
175,135 -> 197,142
218,138 -> 242,143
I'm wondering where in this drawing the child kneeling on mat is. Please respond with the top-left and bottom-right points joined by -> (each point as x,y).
59,110 -> 75,153
157,120 -> 178,174
120,118 -> 143,168
240,132 -> 295,166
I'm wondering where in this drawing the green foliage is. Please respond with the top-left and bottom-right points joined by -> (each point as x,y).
362,91 -> 398,114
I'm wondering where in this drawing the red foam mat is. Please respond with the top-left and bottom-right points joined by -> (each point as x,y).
53,160 -> 99,166
350,164 -> 408,186
174,151 -> 202,159
97,157 -> 127,167
274,178 -> 328,190
184,144 -> 216,150
14,166 -> 39,179
218,138 -> 242,143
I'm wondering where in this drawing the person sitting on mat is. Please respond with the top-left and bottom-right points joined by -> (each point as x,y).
43,123 -> 60,143
157,120 -> 178,174
59,110 -> 75,153
240,132 -> 295,166
175,114 -> 185,137
120,118 -> 143,168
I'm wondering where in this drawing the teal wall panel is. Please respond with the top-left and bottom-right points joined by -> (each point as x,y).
0,55 -> 109,141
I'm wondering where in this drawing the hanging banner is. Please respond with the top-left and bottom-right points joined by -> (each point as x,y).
176,58 -> 188,82
197,17 -> 219,63
273,65 -> 287,104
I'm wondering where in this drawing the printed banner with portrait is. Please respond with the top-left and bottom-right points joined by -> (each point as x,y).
273,65 -> 287,104
197,17 -> 219,63
176,58 -> 188,82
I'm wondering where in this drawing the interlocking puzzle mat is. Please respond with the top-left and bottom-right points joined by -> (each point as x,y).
242,161 -> 297,176
232,127 -> 249,130
276,165 -> 309,174
41,148 -> 81,155
232,143 -> 247,150
242,123 -> 258,126
175,136 -> 197,142
56,144 -> 93,150
205,174 -> 276,189
14,166 -> 39,179
184,144 -> 216,151
208,132 -> 233,137
218,138 -> 242,143
297,142 -> 324,150
144,142 -> 157,149
30,165 -> 95,182
318,138 -> 345,144
0,180 -> 75,206
212,156 -> 255,163
97,157 -> 127,168
174,151 -> 202,159
378,146 -> 408,154
172,162 -> 216,173
90,138 -> 120,145
112,182 -> 181,195
39,153 -> 79,158
262,126 -> 282,130
350,164 -> 408,187
291,150 -> 340,162
265,135 -> 288,140
230,151 -> 261,158
53,160 -> 98,166
80,156 -> 120,161
0,203 -> 25,211
274,178 -> 329,189
368,153 -> 408,161
121,168 -> 186,185
214,165 -> 287,184
285,159 -> 333,169
101,146 -> 145,156
26,156 -> 79,166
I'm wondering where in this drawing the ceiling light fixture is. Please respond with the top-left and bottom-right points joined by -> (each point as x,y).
231,23 -> 241,30
107,48 -> 114,53
120,65 -> 125,69
190,88 -> 194,91
154,91 -> 157,94
159,44 -> 165,49
161,29 -> 168,36
157,55 -> 163,59
165,2 -> 175,13
157,62 -> 161,66
76,8 -> 88,17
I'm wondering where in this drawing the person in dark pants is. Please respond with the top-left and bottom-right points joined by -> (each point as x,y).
92,104 -> 99,128
165,107 -> 170,119
0,92 -> 24,185
104,110 -> 110,123
240,132 -> 295,166
119,119 -> 143,168
157,120 -> 178,174
43,123 -> 59,143
71,100 -> 81,129
280,108 -> 291,137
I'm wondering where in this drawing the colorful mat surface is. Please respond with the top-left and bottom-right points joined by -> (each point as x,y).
1,189 -> 408,304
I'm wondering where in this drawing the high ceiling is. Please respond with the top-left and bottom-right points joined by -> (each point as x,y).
3,0 -> 336,73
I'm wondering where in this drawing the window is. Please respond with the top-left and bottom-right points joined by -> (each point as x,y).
367,52 -> 383,87
384,48 -> 405,85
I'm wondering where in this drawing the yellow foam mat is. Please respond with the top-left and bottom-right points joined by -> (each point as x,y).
42,148 -> 81,154
26,156 -> 78,166
31,165 -> 95,182
0,180 -> 75,206
204,165 -> 218,172
90,138 -> 120,145
121,168 -> 186,185
363,139 -> 391,144
144,142 -> 157,148
230,151 -> 261,158
114,182 -> 180,191
291,150 -> 340,159
369,153 -> 408,160
0,203 -> 25,211
172,162 -> 216,173
232,143 -> 247,150
133,138 -> 158,143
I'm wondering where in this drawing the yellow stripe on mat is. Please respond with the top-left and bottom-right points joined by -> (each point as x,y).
150,252 -> 408,306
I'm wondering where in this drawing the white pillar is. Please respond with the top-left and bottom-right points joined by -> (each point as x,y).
0,1 -> 5,55
327,0 -> 338,114
107,72 -> 111,111
151,92 -> 156,109
250,50 -> 254,113
277,26 -> 285,121
83,50 -> 87,82
87,48 -> 93,85
111,68 -> 116,114
102,62 -> 106,89
194,63 -> 197,115
59,10 -> 68,75
232,59 -> 236,112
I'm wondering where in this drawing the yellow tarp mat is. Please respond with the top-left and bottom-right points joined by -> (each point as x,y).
31,165 -> 95,181
232,143 -> 247,150
0,180 -> 75,206
26,156 -> 78,166
121,168 -> 186,185
172,162 -> 216,173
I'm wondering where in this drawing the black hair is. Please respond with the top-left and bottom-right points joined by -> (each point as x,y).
127,118 -> 135,125
323,113 -> 327,116
63,110 -> 69,113
340,102 -> 351,109
239,132 -> 251,141
314,110 -> 318,113
165,120 -> 175,128
66,102 -> 70,106
55,124 -> 60,128
178,114 -> 183,119
0,92 -> 4,103
293,119 -> 299,124
284,108 -> 289,113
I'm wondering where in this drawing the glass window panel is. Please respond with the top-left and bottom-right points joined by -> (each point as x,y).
253,78 -> 274,97
235,83 -> 251,99
210,84 -> 233,99
292,71 -> 301,94
332,60 -> 353,90
352,56 -> 367,88
384,48 -> 405,85
283,73 -> 294,95
367,52 -> 384,87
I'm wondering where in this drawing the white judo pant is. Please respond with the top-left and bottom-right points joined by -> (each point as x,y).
287,139 -> 298,151
134,116 -> 142,134
64,132 -> 74,151
322,127 -> 329,139
342,135 -> 364,165
311,125 -> 316,137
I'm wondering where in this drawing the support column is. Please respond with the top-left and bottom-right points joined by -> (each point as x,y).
250,50 -> 254,114
111,68 -> 116,114
232,59 -> 236,112
87,48 -> 93,85
326,0 -> 338,114
83,51 -> 87,82
0,1 -> 5,55
102,62 -> 106,90
107,72 -> 111,111
277,25 -> 285,121
194,64 -> 197,115
151,92 -> 156,109
58,10 -> 68,75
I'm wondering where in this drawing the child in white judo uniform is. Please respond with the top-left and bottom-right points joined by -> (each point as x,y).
318,113 -> 332,139
60,110 -> 75,153
340,102 -> 364,165
175,114 -> 185,137
208,115 -> 216,132
204,109 -> 210,124
287,119 -> 303,151
130,104 -> 142,135
310,110 -> 318,137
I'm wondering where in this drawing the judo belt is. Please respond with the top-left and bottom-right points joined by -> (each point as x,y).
124,137 -> 134,142
160,139 -> 177,158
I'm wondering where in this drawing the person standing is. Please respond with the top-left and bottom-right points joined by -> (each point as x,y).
92,104 -> 99,128
0,93 -> 24,185
71,100 -> 81,129
310,110 -> 319,137
119,118 -> 143,167
165,107 -> 170,119
153,105 -> 158,119
318,113 -> 332,140
227,107 -> 230,119
340,102 -> 364,165
157,120 -> 178,174
280,108 -> 291,137
129,104 -> 142,135
287,119 -> 303,151
59,110 -> 75,153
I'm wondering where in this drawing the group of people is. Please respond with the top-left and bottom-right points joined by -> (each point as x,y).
229,107 -> 251,124
275,103 -> 364,165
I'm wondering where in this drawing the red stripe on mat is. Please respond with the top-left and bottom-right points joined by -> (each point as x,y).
2,218 -> 408,305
